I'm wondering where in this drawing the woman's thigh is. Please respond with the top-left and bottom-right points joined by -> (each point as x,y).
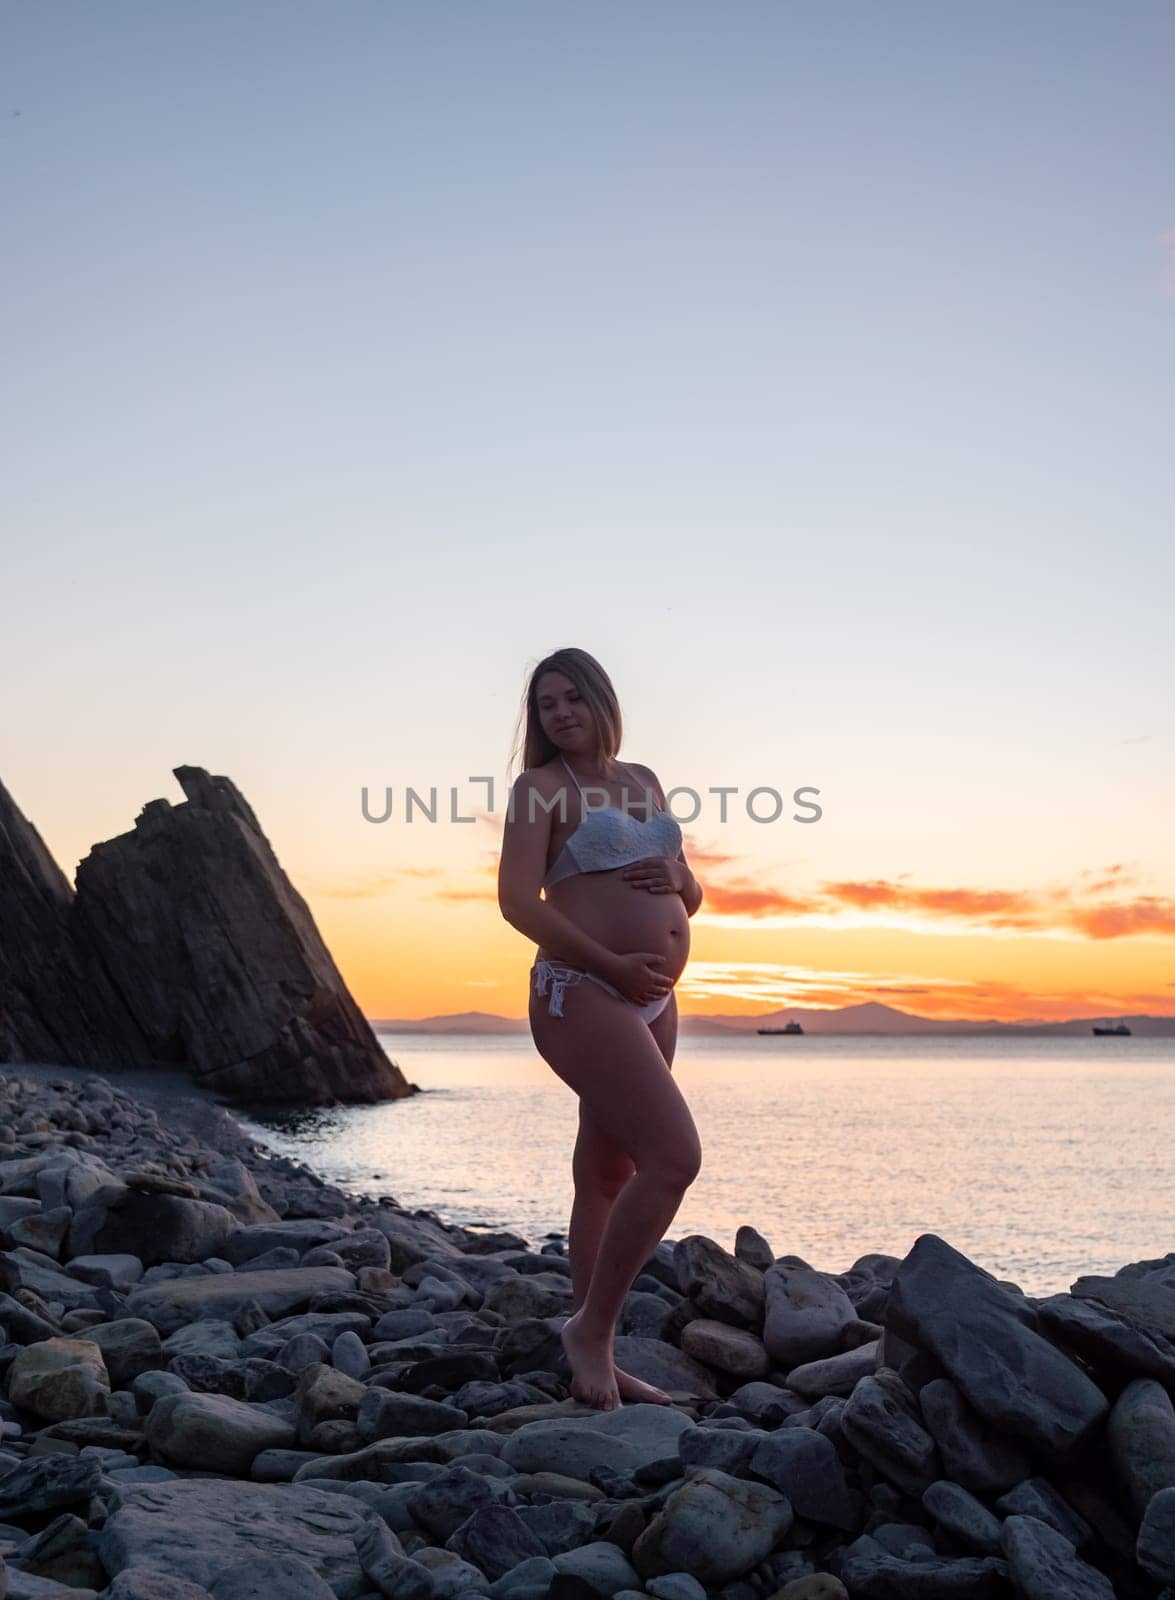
530,977 -> 701,1181
573,993 -> 678,1189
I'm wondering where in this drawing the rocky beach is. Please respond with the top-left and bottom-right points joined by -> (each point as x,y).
0,1066 -> 1173,1600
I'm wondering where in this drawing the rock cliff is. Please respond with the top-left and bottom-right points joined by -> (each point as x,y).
0,767 -> 415,1106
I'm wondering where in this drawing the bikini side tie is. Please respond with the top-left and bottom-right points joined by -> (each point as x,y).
533,958 -> 585,1018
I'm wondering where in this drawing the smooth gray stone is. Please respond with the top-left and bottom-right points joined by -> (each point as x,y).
1107,1376 -> 1175,1520
887,1234 -> 1108,1454
250,1448 -> 323,1482
353,1517 -> 436,1599
405,1465 -> 508,1541
1139,1487 -> 1175,1584
1071,1272 -> 1175,1341
72,1192 -> 236,1268
0,1454 -> 103,1519
786,1341 -> 879,1398
922,1480 -> 1004,1555
0,1290 -> 58,1345
869,1522 -> 937,1559
98,1477 -> 380,1593
85,1318 -> 163,1386
359,1389 -> 468,1442
677,1423 -> 766,1479
3,1569 -> 102,1599
550,1541 -> 640,1594
208,1554 -> 337,1600
232,1247 -> 301,1272
512,1498 -> 597,1557
61,1231 -> 141,1279
222,1221 -> 351,1266
671,1236 -> 765,1328
446,1504 -> 546,1585
837,1540 -> 1008,1597
104,1570 -> 216,1600
15,1509 -> 104,1589
162,1320 -> 242,1361
499,1404 -> 691,1480
840,1369 -> 939,1495
131,1370 -> 188,1413
277,1331 -> 331,1375
1001,1513 -> 1115,1598
1037,1292 -> 1175,1390
297,1477 -> 425,1535
332,1330 -> 371,1380
144,1391 -> 295,1474
103,1466 -> 177,1484
7,1208 -> 70,1258
125,1266 -> 355,1336
919,1378 -> 1032,1495
994,1477 -> 1090,1549
0,1249 -> 103,1312
749,1425 -> 860,1531
372,1309 -> 436,1341
630,1467 -> 792,1587
763,1262 -> 857,1366
241,1311 -> 371,1360
320,1230 -> 392,1273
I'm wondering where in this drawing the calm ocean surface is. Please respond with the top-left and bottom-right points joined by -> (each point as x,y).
236,1033 -> 1175,1299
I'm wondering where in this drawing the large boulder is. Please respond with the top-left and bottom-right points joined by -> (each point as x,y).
71,1190 -> 237,1266
125,1266 -> 355,1336
0,766 -> 417,1107
144,1391 -> 296,1473
0,774 -> 152,1067
6,1338 -> 110,1422
886,1234 -> 1108,1454
632,1467 -> 792,1585
98,1477 -> 380,1593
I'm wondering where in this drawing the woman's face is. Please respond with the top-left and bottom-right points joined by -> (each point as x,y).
535,670 -> 592,752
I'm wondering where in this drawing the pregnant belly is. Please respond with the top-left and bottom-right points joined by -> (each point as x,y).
540,868 -> 691,983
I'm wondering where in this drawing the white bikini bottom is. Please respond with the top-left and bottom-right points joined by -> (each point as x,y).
531,957 -> 672,1025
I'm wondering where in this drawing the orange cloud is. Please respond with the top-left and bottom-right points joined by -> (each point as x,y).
1069,899 -> 1175,939
699,880 -> 820,916
694,871 -> 1175,942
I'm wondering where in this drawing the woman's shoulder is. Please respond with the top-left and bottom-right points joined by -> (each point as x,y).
623,759 -> 665,800
511,760 -> 566,804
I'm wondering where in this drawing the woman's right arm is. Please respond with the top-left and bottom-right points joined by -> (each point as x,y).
497,771 -> 621,979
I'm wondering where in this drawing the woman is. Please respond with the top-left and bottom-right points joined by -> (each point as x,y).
497,647 -> 704,1411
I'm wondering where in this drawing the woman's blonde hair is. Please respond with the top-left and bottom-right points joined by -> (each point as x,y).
507,647 -> 623,786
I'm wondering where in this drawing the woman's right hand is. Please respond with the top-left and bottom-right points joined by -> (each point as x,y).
605,950 -> 673,1005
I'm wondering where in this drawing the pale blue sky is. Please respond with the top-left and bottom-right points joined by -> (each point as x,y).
4,2 -> 1172,915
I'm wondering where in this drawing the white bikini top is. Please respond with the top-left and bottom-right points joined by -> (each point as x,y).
543,755 -> 683,890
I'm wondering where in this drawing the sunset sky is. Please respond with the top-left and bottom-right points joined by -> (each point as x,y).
5,4 -> 1174,1024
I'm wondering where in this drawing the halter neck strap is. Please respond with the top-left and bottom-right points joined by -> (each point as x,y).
559,754 -> 585,796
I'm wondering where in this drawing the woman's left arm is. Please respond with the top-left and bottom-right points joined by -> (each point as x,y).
625,763 -> 703,916
673,852 -> 704,916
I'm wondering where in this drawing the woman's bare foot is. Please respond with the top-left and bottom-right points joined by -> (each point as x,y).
613,1364 -> 674,1405
560,1308 -> 621,1411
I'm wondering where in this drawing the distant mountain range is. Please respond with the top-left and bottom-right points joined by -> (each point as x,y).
368,1001 -> 1175,1037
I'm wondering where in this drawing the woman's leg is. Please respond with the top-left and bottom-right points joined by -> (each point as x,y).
530,981 -> 701,1409
567,990 -> 678,1307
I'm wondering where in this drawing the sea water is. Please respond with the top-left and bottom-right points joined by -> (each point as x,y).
236,1033 -> 1175,1298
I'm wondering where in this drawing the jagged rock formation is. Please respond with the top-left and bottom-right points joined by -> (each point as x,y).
0,767 -> 415,1106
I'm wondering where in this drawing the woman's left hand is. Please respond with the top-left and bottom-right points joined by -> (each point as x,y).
622,857 -> 686,895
